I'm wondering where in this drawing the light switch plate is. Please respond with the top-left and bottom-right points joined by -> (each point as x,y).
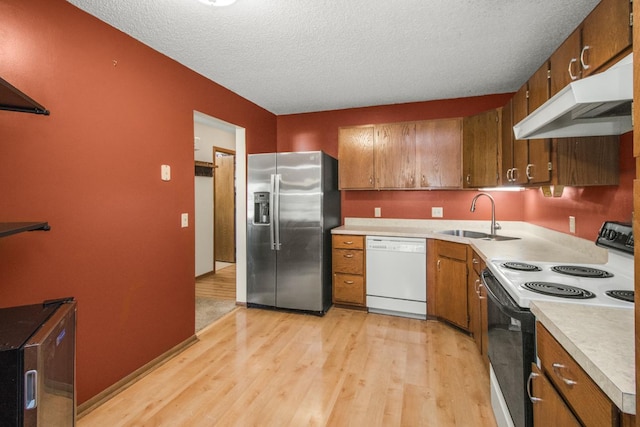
432,207 -> 443,218
181,213 -> 188,228
374,207 -> 381,217
569,216 -> 576,233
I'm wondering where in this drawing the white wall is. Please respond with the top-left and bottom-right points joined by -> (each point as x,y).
193,112 -> 247,304
193,115 -> 235,277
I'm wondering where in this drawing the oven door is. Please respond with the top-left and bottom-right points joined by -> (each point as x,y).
482,269 -> 535,427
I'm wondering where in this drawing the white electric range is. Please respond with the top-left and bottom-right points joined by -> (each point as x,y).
486,221 -> 634,310
482,221 -> 634,427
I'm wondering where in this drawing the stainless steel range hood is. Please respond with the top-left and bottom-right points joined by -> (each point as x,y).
513,53 -> 632,139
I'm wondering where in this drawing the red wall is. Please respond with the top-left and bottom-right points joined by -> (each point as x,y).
524,132 -> 634,240
0,0 -> 276,404
277,100 -> 634,240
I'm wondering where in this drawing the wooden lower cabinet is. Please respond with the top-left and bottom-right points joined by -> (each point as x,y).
467,249 -> 488,370
529,363 -> 581,427
535,323 -> 635,427
332,235 -> 366,308
432,240 -> 469,330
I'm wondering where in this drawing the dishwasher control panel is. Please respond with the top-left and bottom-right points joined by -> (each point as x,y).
366,236 -> 426,253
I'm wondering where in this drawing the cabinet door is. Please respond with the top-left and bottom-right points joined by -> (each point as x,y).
554,136 -> 620,186
528,61 -> 550,113
415,118 -> 462,188
467,267 -> 481,351
338,126 -> 375,189
375,123 -> 417,189
550,28 -> 581,97
462,109 -> 501,188
530,364 -> 581,427
581,0 -> 632,76
436,256 -> 468,330
525,61 -> 552,184
511,84 -> 529,185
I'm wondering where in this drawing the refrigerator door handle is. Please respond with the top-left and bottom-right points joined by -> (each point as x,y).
24,369 -> 37,410
274,173 -> 281,250
269,174 -> 276,250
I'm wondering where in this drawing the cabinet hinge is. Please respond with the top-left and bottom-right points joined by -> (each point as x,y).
630,12 -> 633,27
525,90 -> 529,99
548,162 -> 553,171
547,69 -> 551,79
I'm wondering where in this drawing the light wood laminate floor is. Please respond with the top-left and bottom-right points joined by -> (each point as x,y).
79,308 -> 497,426
195,264 -> 236,300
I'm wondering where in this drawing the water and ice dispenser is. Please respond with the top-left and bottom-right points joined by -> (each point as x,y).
253,192 -> 270,225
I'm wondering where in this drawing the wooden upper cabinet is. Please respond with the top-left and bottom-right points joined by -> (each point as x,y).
338,126 -> 375,189
554,136 -> 620,186
511,84 -> 530,185
550,28 -> 582,97
528,61 -> 550,113
463,108 -> 501,188
526,61 -> 552,185
581,0 -> 632,77
415,118 -> 462,188
374,123 -> 417,189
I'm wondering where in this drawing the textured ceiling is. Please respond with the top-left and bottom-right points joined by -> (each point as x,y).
65,0 -> 600,115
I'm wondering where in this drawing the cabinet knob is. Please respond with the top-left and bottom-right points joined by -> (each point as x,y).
512,168 -> 519,182
344,253 -> 354,258
344,241 -> 354,245
466,174 -> 471,185
344,280 -> 354,285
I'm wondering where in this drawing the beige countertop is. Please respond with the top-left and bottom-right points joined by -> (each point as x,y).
332,217 -> 608,264
332,217 -> 633,413
530,301 -> 635,414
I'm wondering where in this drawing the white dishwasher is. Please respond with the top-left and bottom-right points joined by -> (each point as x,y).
365,236 -> 427,319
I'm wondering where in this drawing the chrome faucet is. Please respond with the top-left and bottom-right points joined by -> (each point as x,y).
470,192 -> 501,236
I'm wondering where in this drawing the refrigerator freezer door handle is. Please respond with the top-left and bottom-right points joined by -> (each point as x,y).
274,174 -> 281,250
269,174 -> 276,250
24,369 -> 37,409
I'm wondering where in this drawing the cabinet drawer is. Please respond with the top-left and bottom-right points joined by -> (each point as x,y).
536,323 -> 618,427
470,251 -> 484,275
333,234 -> 364,250
437,240 -> 467,261
332,249 -> 364,274
333,273 -> 365,305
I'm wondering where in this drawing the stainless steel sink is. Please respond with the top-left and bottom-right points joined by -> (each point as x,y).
438,229 -> 490,239
437,229 -> 520,241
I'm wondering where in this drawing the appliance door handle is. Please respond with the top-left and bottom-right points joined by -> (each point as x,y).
273,173 -> 281,250
269,174 -> 276,250
24,370 -> 38,410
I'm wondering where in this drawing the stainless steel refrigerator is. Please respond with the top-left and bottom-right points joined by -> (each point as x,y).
247,151 -> 340,315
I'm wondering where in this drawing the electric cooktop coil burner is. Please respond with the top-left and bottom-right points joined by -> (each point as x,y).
605,290 -> 634,303
523,282 -> 595,299
501,262 -> 542,272
551,265 -> 614,278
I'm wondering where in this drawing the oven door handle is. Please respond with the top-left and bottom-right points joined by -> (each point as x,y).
482,269 -> 534,326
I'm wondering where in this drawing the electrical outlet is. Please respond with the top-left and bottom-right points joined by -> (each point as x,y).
374,207 -> 381,217
569,216 -> 576,234
432,207 -> 443,218
181,213 -> 189,228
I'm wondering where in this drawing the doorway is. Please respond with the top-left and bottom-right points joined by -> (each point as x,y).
193,112 -> 246,333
